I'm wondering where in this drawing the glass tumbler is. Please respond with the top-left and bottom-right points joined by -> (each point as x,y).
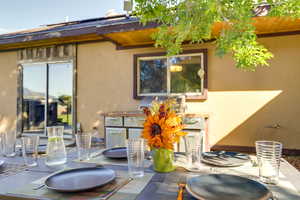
127,138 -> 144,178
76,134 -> 92,161
22,136 -> 39,167
184,133 -> 203,168
190,145 -> 202,170
256,141 -> 282,184
4,131 -> 16,157
0,134 -> 5,164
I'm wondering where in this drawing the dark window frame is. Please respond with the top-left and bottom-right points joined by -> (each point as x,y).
133,49 -> 208,100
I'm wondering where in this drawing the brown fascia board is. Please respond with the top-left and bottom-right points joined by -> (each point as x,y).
96,21 -> 159,35
0,26 -> 97,46
0,18 -> 158,49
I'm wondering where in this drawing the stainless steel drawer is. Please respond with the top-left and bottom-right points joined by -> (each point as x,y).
124,116 -> 145,127
183,117 -> 205,130
105,128 -> 126,148
104,117 -> 123,127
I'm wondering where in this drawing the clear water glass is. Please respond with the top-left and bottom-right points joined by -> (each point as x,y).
256,141 -> 282,184
191,145 -> 202,170
127,138 -> 144,178
45,126 -> 67,166
184,133 -> 203,168
4,131 -> 16,157
76,134 -> 92,161
0,134 -> 5,163
22,136 -> 39,167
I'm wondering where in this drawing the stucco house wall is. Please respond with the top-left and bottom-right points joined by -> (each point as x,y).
0,34 -> 299,150
77,34 -> 300,149
0,51 -> 18,132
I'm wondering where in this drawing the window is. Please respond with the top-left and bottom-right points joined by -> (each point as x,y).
134,49 -> 207,99
21,62 -> 74,136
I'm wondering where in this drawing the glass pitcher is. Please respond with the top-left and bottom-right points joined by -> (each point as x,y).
45,126 -> 67,166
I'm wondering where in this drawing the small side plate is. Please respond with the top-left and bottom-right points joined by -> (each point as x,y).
102,147 -> 127,159
201,151 -> 250,167
0,160 -> 4,167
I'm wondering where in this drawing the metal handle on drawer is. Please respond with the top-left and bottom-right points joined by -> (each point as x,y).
184,119 -> 199,125
138,118 -> 145,123
109,118 -> 120,121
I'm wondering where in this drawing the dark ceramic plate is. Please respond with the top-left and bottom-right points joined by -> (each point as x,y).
102,147 -> 127,159
0,160 -> 4,167
186,174 -> 273,200
45,167 -> 116,192
201,151 -> 250,167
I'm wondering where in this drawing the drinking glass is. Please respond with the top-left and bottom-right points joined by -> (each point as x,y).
4,130 -> 16,157
0,134 -> 5,164
22,136 -> 39,167
190,145 -> 202,170
127,138 -> 144,178
184,133 -> 203,168
256,141 -> 282,184
76,134 -> 92,161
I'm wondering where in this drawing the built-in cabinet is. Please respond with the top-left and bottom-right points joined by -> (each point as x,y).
103,112 -> 209,152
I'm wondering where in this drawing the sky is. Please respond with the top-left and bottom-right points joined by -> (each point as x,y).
0,0 -> 124,34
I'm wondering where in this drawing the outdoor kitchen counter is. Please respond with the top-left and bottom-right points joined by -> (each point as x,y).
102,111 -> 210,150
101,111 -> 210,118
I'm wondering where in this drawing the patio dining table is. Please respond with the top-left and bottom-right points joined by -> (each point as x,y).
0,146 -> 300,200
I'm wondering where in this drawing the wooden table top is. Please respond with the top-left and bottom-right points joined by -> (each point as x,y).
0,147 -> 299,200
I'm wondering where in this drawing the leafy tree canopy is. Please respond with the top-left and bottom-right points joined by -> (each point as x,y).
134,0 -> 300,71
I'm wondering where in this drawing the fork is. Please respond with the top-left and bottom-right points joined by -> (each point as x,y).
177,183 -> 186,200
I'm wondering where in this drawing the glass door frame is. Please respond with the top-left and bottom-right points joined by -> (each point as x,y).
18,59 -> 77,138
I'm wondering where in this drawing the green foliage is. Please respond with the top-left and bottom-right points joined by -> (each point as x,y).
134,0 -> 300,71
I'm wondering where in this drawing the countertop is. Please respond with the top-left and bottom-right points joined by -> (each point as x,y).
101,111 -> 209,118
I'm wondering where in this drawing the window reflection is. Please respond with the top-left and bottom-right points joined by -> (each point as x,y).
48,63 -> 73,135
139,58 -> 167,94
22,62 -> 73,135
137,54 -> 203,96
170,55 -> 202,93
22,64 -> 47,132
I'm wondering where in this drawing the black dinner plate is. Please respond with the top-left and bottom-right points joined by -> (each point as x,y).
45,167 -> 116,192
0,160 -> 4,167
102,147 -> 127,159
201,151 -> 250,167
186,174 -> 273,200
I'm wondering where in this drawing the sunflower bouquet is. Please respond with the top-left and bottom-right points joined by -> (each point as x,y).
142,99 -> 187,172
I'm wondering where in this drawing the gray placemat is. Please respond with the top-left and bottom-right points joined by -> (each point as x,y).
0,163 -> 29,180
6,168 -> 154,200
76,150 -> 152,168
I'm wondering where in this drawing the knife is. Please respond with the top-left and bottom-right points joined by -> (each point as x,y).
100,178 -> 132,200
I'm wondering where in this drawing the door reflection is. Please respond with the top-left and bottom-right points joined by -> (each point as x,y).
48,63 -> 73,135
22,64 -> 47,132
22,62 -> 73,135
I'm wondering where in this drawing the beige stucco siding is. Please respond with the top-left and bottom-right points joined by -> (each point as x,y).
77,35 -> 300,149
0,51 -> 18,132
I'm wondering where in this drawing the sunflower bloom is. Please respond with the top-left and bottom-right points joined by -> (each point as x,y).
142,100 -> 187,150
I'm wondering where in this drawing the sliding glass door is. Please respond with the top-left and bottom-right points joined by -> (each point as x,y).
22,64 -> 47,132
22,62 -> 73,135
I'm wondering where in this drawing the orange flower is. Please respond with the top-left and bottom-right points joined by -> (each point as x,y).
142,100 -> 187,150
